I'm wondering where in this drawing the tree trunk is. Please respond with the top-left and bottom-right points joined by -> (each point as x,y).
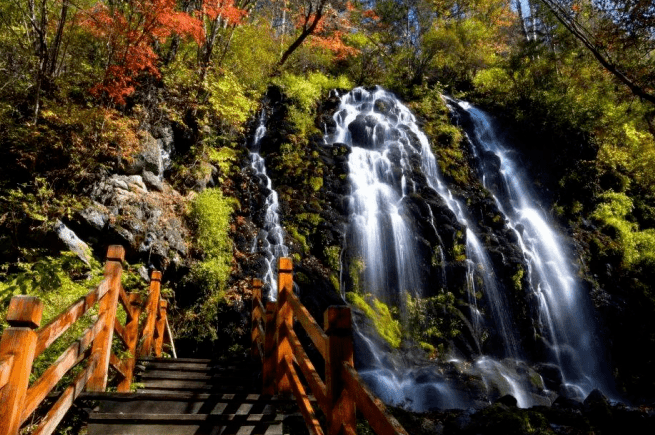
276,0 -> 327,69
540,0 -> 655,105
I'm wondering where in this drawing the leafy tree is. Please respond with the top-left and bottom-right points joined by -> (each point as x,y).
84,0 -> 204,104
0,0 -> 87,121
277,0 -> 357,68
538,0 -> 655,104
195,0 -> 252,82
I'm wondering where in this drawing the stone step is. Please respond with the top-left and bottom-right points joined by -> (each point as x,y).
87,413 -> 285,435
140,379 -> 257,392
140,369 -> 256,380
82,392 -> 280,415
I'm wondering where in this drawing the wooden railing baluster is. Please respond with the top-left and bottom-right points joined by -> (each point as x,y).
0,296 -> 43,435
276,257 -> 294,394
117,292 -> 142,392
263,301 -> 277,395
251,278 -> 263,360
154,299 -> 168,357
325,306 -> 356,435
138,270 -> 162,357
87,245 -> 124,391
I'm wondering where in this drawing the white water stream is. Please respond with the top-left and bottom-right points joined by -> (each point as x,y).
248,111 -> 288,300
454,101 -> 610,398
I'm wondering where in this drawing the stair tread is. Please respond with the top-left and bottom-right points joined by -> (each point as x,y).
137,357 -> 214,363
79,391 -> 314,402
84,358 -> 301,435
89,413 -> 284,421
140,380 -> 257,389
140,370 -> 255,379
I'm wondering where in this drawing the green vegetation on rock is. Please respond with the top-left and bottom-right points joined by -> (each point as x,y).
406,292 -> 462,358
347,292 -> 402,348
181,188 -> 237,341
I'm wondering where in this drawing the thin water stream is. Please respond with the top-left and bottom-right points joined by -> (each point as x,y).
248,111 -> 289,300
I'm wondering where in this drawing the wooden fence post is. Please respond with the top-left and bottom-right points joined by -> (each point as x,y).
116,293 -> 142,392
262,301 -> 277,395
154,300 -> 167,357
138,270 -> 161,357
276,257 -> 293,394
0,296 -> 44,435
251,278 -> 263,360
324,306 -> 356,435
87,245 -> 124,391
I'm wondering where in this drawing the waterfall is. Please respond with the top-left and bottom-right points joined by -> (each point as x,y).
453,101 -> 611,398
325,87 -> 539,410
248,111 -> 289,300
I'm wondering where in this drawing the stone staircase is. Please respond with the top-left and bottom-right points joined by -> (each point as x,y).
82,357 -> 305,435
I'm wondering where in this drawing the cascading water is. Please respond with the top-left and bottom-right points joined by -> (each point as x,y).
248,111 -> 289,300
452,101 -> 611,399
325,87 -> 544,411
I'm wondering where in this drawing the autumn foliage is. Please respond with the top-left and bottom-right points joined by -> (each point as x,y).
303,6 -> 359,61
85,0 -> 204,104
201,0 -> 249,24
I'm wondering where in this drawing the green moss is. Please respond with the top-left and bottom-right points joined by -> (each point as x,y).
274,72 -> 353,136
309,176 -> 323,192
324,246 -> 341,271
511,267 -> 524,292
329,273 -> 340,293
452,240 -> 466,262
297,213 -> 322,227
288,226 -> 310,253
346,293 -> 402,348
295,272 -> 310,286
349,257 -> 366,293
191,188 -> 236,258
406,292 -> 462,357
208,146 -> 239,181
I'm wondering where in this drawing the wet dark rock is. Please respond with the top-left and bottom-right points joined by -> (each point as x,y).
553,395 -> 583,410
534,363 -> 564,391
496,394 -> 518,407
348,114 -> 379,149
374,97 -> 394,115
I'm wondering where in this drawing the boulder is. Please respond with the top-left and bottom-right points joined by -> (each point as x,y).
83,173 -> 189,271
123,131 -> 165,176
142,170 -> 164,192
54,220 -> 92,265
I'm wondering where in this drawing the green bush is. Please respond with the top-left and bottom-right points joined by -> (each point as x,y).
181,188 -> 237,341
591,191 -> 655,267
0,253 -> 105,383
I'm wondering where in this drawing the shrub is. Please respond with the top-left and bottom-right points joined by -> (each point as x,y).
181,188 -> 237,341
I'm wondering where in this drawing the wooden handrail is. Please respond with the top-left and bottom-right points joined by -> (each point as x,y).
251,257 -> 408,435
0,245 -> 173,435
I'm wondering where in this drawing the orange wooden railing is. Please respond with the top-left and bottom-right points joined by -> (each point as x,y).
0,245 -> 173,435
251,258 -> 409,435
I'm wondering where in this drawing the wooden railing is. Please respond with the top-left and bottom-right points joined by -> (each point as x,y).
251,258 -> 409,435
0,245 -> 173,435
